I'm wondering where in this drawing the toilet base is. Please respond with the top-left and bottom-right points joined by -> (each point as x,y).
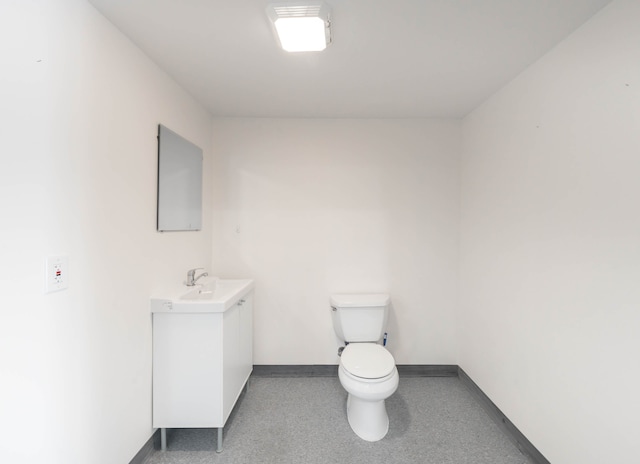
346,393 -> 389,442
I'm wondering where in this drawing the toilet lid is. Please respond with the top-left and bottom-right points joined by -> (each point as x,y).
341,343 -> 395,379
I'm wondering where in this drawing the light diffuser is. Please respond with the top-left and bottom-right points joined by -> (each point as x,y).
267,2 -> 332,52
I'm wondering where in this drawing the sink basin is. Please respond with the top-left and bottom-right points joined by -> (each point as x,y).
151,278 -> 254,313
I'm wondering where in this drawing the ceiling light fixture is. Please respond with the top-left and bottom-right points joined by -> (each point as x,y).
267,1 -> 332,52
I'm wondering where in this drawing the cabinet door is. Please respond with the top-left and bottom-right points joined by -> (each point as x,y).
153,313 -> 223,427
221,293 -> 254,423
222,304 -> 241,421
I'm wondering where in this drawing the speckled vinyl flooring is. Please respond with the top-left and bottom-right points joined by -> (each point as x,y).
145,376 -> 533,464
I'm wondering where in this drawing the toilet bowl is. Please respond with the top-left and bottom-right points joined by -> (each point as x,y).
338,342 -> 399,441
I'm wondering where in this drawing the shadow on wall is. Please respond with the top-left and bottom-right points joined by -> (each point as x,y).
385,301 -> 399,353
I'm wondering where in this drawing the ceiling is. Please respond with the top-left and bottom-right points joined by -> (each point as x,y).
88,0 -> 611,118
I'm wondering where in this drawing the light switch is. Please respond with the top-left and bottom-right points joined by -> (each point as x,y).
45,255 -> 69,293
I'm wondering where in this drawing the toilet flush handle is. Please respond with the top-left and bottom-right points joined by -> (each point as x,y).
331,306 -> 337,311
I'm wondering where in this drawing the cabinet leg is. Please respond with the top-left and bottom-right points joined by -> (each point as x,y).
160,428 -> 167,451
216,427 -> 223,453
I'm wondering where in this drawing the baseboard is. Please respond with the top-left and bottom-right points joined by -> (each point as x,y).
251,364 -> 459,377
458,367 -> 550,464
128,429 -> 159,464
396,364 -> 458,377
251,364 -> 458,377
252,364 -> 338,377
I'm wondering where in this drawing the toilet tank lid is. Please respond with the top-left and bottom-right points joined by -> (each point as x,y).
330,293 -> 390,308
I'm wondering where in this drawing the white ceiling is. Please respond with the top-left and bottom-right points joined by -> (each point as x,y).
88,0 -> 611,118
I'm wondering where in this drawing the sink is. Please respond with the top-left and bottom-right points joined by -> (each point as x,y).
151,278 -> 254,313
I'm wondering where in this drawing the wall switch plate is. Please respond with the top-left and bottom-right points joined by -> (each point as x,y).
45,255 -> 69,293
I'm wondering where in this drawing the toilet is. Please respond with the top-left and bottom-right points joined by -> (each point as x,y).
331,294 -> 399,442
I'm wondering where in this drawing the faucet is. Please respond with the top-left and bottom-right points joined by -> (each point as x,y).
186,268 -> 208,286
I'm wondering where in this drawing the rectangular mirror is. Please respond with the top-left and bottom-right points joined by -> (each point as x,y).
157,124 -> 203,231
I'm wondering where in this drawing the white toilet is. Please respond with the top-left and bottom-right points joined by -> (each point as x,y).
331,293 -> 399,442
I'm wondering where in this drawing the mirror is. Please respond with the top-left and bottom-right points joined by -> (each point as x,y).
157,124 -> 203,231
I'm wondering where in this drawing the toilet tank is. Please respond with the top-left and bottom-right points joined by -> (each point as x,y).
330,294 -> 390,343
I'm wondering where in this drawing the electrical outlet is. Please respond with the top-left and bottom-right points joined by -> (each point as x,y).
45,255 -> 69,293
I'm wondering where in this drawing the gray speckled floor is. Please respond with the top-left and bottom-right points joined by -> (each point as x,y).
145,376 -> 533,464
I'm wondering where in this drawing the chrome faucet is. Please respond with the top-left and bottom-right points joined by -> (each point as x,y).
186,268 -> 208,286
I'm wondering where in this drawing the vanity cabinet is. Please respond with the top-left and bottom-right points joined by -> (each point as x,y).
152,290 -> 253,452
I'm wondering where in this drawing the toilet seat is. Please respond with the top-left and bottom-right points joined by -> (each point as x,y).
340,343 -> 395,380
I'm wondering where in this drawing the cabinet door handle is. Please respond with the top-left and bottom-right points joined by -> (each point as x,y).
238,299 -> 246,305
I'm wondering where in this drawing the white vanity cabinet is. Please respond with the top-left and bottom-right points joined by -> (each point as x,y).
151,280 -> 253,452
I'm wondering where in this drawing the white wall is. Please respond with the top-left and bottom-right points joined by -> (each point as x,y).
211,118 -> 460,365
0,1 -> 212,463
459,1 -> 640,462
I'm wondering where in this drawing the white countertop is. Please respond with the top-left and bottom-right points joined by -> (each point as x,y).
151,278 -> 254,313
